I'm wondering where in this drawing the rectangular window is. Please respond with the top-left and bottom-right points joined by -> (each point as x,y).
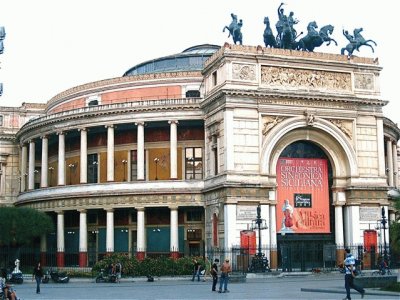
185,147 -> 203,180
187,210 -> 202,221
87,154 -> 98,183
130,150 -> 146,181
212,71 -> 217,86
212,144 -> 218,176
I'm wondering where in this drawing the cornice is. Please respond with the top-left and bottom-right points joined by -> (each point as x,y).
16,98 -> 202,141
46,71 -> 202,111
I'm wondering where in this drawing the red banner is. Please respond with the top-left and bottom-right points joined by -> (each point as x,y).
276,158 -> 330,234
240,230 -> 256,255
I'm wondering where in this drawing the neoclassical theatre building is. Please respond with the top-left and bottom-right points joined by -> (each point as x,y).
0,44 -> 399,269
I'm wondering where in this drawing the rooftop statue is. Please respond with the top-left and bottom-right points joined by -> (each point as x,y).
341,27 -> 377,56
223,13 -> 243,45
263,17 -> 277,48
297,21 -> 337,52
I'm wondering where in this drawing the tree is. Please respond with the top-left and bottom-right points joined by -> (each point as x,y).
389,197 -> 400,266
0,207 -> 54,247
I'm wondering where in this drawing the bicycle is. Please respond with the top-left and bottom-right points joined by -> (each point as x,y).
371,266 -> 392,276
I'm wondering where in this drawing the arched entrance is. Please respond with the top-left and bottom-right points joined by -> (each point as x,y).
277,141 -> 335,271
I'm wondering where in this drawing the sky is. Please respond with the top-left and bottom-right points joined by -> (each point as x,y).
0,0 -> 398,126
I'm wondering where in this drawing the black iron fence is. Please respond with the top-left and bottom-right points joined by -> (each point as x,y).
0,244 -> 395,275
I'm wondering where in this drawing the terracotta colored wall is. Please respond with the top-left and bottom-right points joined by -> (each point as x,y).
148,148 -> 182,180
114,150 -> 129,182
101,86 -> 182,103
49,98 -> 86,114
66,156 -> 80,185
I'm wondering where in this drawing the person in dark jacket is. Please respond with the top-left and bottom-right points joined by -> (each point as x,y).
211,258 -> 219,292
32,262 -> 44,294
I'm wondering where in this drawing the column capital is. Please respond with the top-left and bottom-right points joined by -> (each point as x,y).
104,208 -> 114,212
78,127 -> 87,132
168,120 -> 179,125
40,135 -> 48,139
135,207 -> 146,211
78,209 -> 87,213
169,205 -> 179,210
55,210 -> 65,215
56,131 -> 65,136
135,121 -> 146,126
105,124 -> 114,129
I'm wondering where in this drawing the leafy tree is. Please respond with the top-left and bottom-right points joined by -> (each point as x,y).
0,207 -> 54,246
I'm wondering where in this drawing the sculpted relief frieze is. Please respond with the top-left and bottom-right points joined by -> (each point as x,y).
354,73 -> 374,90
232,63 -> 256,81
261,66 -> 351,91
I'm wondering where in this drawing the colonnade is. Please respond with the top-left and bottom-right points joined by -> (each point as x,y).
20,121 -> 180,191
386,139 -> 399,188
47,206 -> 180,267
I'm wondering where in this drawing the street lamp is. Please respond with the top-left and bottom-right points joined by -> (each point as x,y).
154,157 -> 160,180
376,207 -> 389,264
250,205 -> 270,272
122,159 -> 128,181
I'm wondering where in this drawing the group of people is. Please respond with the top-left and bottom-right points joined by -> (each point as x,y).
107,262 -> 123,283
192,257 -> 232,293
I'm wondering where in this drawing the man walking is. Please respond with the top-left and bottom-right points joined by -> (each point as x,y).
343,248 -> 365,300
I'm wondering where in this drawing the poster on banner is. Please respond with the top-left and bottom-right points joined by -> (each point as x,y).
276,158 -> 330,234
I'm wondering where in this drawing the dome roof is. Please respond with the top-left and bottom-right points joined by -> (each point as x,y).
123,44 -> 220,77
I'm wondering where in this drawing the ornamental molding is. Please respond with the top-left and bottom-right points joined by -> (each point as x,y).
261,66 -> 351,91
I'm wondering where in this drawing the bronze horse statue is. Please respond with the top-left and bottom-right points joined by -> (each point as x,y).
223,13 -> 243,45
297,21 -> 337,52
341,27 -> 377,56
263,17 -> 277,48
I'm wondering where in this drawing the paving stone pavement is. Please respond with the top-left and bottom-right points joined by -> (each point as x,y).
9,272 -> 400,300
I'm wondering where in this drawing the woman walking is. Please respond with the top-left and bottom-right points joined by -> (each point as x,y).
32,262 -> 43,294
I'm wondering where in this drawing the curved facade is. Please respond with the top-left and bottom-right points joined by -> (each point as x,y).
0,44 -> 399,270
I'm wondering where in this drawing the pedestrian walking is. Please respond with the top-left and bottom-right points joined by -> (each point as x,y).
191,258 -> 201,282
202,256 -> 211,282
211,258 -> 219,292
343,248 -> 365,300
32,262 -> 44,294
218,258 -> 231,293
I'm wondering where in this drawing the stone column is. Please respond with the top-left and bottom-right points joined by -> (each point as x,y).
170,206 -> 179,259
335,205 -> 345,266
79,128 -> 88,184
106,125 -> 114,182
41,136 -> 48,188
260,204 -> 270,260
136,122 -> 145,181
79,209 -> 88,267
106,208 -> 114,252
377,118 -> 386,176
224,204 -> 237,250
40,234 -> 47,266
0,163 -> 5,196
344,205 -> 361,246
387,140 -> 393,186
393,143 -> 399,188
168,120 -> 178,179
269,204 -> 278,270
20,145 -> 27,192
28,140 -> 35,190
136,208 -> 146,260
57,132 -> 65,186
56,211 -> 65,267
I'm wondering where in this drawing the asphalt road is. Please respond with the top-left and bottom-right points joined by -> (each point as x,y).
9,273 -> 400,300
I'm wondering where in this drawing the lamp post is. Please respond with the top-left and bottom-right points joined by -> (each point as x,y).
122,159 -> 128,181
380,207 -> 388,264
250,204 -> 269,272
154,157 -> 159,180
